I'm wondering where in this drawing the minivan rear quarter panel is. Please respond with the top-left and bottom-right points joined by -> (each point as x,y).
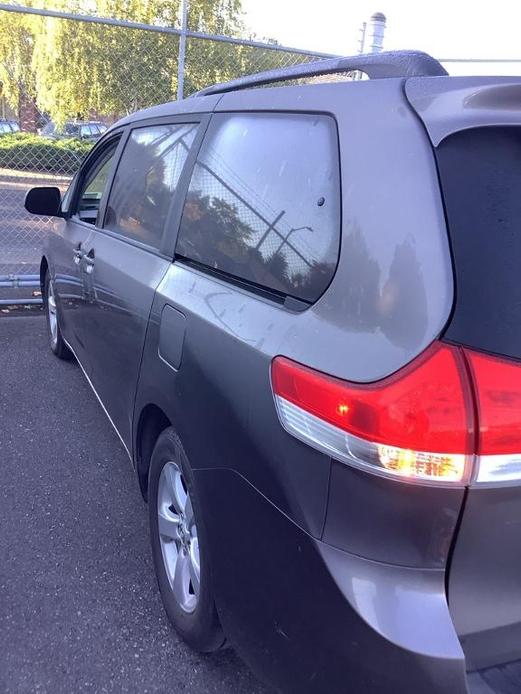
214,79 -> 454,383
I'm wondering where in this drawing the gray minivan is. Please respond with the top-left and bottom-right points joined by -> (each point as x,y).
25,51 -> 521,693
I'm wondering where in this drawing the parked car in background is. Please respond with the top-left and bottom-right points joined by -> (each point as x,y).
25,50 -> 521,694
40,120 -> 107,141
0,119 -> 20,134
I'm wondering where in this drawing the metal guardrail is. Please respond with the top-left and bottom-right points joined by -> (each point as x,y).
0,274 -> 41,305
0,274 -> 39,287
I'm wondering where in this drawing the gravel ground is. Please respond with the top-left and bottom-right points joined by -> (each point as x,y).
0,314 -> 270,694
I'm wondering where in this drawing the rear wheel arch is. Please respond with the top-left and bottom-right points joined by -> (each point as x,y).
135,403 -> 171,502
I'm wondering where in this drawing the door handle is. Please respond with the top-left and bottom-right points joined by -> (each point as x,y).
73,248 -> 84,265
83,248 -> 95,274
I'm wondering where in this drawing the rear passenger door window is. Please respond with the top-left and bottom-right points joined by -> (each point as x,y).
104,123 -> 198,250
175,113 -> 341,303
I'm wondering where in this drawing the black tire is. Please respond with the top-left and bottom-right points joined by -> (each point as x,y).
43,270 -> 72,360
148,427 -> 225,652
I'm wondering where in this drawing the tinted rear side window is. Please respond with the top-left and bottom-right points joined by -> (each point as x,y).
437,127 -> 521,359
175,113 -> 340,303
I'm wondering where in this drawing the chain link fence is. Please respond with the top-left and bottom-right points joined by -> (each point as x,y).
0,3 -> 337,302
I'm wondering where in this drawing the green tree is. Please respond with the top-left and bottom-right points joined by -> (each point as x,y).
0,0 -> 317,123
32,0 -> 181,122
0,0 -> 247,123
0,8 -> 36,110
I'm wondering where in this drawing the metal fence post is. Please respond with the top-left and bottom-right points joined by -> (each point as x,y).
177,0 -> 189,101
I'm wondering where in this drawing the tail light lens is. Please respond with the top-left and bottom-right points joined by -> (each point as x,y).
272,343 -> 521,485
272,344 -> 473,485
465,350 -> 521,483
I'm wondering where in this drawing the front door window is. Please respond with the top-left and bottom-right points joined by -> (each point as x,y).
73,141 -> 119,225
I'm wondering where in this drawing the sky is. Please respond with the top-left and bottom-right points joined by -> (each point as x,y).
241,0 -> 521,76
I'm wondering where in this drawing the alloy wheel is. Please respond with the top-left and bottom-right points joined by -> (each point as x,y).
47,280 -> 58,348
157,461 -> 200,614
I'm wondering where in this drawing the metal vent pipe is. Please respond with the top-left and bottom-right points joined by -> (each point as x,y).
370,12 -> 386,53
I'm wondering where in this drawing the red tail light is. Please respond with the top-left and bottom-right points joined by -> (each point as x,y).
464,350 -> 521,482
272,343 -> 521,485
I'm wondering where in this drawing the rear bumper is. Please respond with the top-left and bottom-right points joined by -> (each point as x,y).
195,467 -> 469,694
468,661 -> 521,694
448,485 -> 521,671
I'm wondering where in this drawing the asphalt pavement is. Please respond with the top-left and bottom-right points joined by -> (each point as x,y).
0,314 -> 270,694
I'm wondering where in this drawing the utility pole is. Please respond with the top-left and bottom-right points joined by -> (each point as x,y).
354,20 -> 368,79
358,21 -> 367,54
177,0 -> 189,100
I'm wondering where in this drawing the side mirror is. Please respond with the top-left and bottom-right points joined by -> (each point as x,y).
24,186 -> 63,217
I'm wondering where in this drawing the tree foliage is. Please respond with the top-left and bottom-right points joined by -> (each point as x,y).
0,9 -> 36,107
32,0 -> 182,122
0,0 -> 315,124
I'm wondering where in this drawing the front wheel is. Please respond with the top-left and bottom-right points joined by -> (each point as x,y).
148,427 -> 225,652
43,270 -> 72,360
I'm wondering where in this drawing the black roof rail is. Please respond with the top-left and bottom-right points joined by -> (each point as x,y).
194,50 -> 447,97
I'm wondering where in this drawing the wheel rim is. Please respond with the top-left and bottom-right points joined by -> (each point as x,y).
47,280 -> 58,347
157,461 -> 200,614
